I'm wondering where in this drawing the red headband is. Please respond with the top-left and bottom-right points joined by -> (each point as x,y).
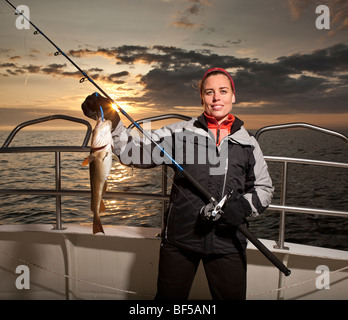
201,67 -> 235,93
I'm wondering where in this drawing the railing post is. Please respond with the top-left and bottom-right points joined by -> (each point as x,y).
161,165 -> 168,233
274,161 -> 289,250
53,151 -> 64,230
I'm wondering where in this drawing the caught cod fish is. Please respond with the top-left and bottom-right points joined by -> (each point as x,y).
82,118 -> 113,234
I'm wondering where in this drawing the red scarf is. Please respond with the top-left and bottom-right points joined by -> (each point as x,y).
204,112 -> 235,146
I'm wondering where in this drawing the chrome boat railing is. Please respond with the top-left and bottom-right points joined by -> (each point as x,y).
255,123 -> 348,249
0,116 -> 347,251
0,114 -> 188,230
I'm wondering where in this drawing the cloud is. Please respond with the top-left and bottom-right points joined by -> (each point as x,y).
171,0 -> 212,29
134,43 -> 348,115
287,0 -> 348,35
288,0 -> 311,20
103,71 -> 130,84
9,56 -> 21,61
41,63 -> 67,74
1,43 -> 347,117
0,59 -> 129,84
100,43 -> 346,117
276,43 -> 348,75
0,62 -> 17,68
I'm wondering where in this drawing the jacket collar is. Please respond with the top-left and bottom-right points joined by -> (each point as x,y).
196,113 -> 252,146
196,113 -> 244,134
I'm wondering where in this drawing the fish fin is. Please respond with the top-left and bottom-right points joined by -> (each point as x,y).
82,157 -> 89,166
100,199 -> 106,212
102,181 -> 108,195
82,154 -> 94,166
93,214 -> 105,234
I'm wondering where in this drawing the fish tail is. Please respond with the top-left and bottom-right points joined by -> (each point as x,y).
93,214 -> 105,234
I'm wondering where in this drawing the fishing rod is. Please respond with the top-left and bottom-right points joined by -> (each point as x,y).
5,0 -> 290,276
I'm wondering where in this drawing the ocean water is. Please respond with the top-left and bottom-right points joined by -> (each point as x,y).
0,127 -> 347,251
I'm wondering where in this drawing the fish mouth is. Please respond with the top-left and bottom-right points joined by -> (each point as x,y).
96,118 -> 112,128
96,117 -> 104,125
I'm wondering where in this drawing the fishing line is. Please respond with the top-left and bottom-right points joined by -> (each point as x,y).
247,265 -> 348,298
1,245 -> 346,299
24,71 -> 30,85
0,1 -> 11,13
4,2 -> 183,162
0,248 -> 152,297
4,0 -> 291,276
13,20 -> 39,119
4,0 -> 189,182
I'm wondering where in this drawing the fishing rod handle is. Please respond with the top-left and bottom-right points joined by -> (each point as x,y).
180,167 -> 291,276
238,224 -> 291,276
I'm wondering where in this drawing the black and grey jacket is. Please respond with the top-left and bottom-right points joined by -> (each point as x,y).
112,113 -> 274,254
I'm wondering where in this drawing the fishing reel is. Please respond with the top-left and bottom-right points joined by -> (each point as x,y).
199,190 -> 234,222
199,202 -> 223,222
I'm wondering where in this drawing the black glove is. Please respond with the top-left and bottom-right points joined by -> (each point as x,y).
219,197 -> 252,227
82,92 -> 120,130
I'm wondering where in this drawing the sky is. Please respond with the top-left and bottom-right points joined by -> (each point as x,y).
0,0 -> 347,131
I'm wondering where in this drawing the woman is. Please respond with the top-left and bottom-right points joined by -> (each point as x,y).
82,67 -> 274,300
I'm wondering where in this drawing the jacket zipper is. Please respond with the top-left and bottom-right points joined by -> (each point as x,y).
221,157 -> 229,198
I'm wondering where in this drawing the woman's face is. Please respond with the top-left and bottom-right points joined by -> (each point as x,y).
202,73 -> 235,124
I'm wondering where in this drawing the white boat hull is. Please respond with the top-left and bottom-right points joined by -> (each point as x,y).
0,224 -> 347,300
